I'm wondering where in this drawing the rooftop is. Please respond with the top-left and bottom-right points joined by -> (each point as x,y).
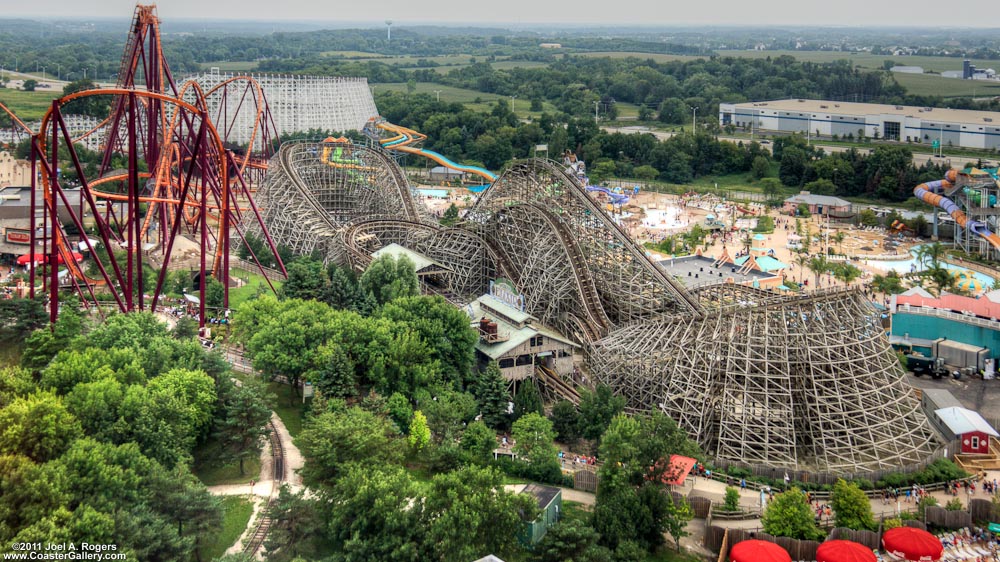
785,192 -> 852,208
521,484 -> 561,510
371,243 -> 450,276
466,296 -> 577,360
659,254 -> 775,287
728,98 -> 1000,125
935,407 -> 999,437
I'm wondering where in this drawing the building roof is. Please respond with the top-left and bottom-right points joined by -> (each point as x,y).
478,293 -> 531,325
466,296 -> 577,360
473,556 -> 505,562
521,484 -> 561,510
753,255 -> 789,272
784,192 -> 852,208
935,407 -> 999,437
659,254 -> 775,287
371,243 -> 450,275
922,389 -> 964,409
727,98 -> 1000,126
896,291 -> 1000,321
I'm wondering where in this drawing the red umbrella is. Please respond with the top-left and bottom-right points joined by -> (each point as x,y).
730,539 -> 792,562
817,540 -> 877,562
881,527 -> 943,561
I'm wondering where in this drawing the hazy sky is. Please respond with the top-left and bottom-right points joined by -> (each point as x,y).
9,0 -> 1000,27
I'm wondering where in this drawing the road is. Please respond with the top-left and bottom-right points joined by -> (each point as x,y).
600,125 -> 984,168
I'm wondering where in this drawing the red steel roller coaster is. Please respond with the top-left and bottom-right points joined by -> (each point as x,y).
0,4 -> 285,327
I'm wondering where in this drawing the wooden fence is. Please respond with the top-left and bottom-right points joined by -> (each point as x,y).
705,526 -> 821,561
924,505 -> 973,529
969,497 -> 1000,523
573,470 -> 597,492
827,528 -> 880,550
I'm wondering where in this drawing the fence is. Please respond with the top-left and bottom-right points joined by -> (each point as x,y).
704,526 -> 821,561
827,528 -> 880,550
924,505 -> 973,529
970,497 -> 1000,523
573,470 -> 598,493
708,440 -> 963,499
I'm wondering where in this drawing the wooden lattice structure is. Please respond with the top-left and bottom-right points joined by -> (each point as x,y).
590,285 -> 939,473
254,145 -> 940,473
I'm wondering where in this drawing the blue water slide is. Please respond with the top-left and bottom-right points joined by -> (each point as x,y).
586,185 -> 630,205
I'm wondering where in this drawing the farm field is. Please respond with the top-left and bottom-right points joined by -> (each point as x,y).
0,88 -> 62,121
892,72 -> 1000,98
197,61 -> 259,72
377,82 -> 560,116
718,49 -> 997,73
576,51 -> 705,63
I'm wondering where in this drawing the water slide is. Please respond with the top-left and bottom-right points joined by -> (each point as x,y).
585,185 -> 630,206
374,121 -> 497,184
914,169 -> 1000,250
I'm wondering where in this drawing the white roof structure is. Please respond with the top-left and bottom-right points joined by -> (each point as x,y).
371,243 -> 450,276
902,287 -> 935,298
935,407 -> 999,437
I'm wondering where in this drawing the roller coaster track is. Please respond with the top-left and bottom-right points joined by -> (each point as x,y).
535,365 -> 581,404
242,418 -> 285,557
520,203 -> 612,341
275,144 -> 342,238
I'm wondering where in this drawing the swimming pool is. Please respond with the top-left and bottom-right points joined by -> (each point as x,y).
865,244 -> 995,287
416,188 -> 449,198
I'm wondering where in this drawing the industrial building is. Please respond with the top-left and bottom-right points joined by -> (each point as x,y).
719,99 -> 1000,150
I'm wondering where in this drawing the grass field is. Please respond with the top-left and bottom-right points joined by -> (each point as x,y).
268,380 -> 306,438
193,434 -> 262,486
198,496 -> 254,561
229,268 -> 282,310
197,61 -> 259,72
576,51 -> 705,63
892,72 -> 1000,98
377,82 -> 559,116
0,88 -> 62,121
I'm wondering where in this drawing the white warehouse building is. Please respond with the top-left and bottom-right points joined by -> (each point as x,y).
719,99 -> 1000,151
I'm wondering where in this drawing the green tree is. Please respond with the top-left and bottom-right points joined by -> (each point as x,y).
663,493 -> 694,552
263,486 -> 326,562
0,391 -> 82,462
204,276 -> 225,309
751,155 -> 771,180
830,478 -> 875,530
859,208 -> 879,226
634,165 -> 658,181
61,79 -> 110,118
807,254 -> 830,288
359,254 -> 419,305
723,486 -> 741,512
460,420 -> 496,464
578,383 -> 625,441
377,295 -> 478,385
512,412 -> 561,478
325,464 -> 425,561
779,147 -> 808,186
296,407 -> 403,488
760,177 -> 783,202
944,497 -> 964,511
407,410 -> 431,452
423,466 -> 538,561
311,342 -> 357,398
280,258 -> 328,301
440,203 -> 460,226
513,378 -> 544,421
550,399 -> 582,442
386,392 -> 414,433
214,378 -> 273,476
533,517 -> 605,562
469,362 -> 511,430
171,317 -> 199,340
761,487 -> 823,540
916,495 -> 939,519
22,79 -> 37,92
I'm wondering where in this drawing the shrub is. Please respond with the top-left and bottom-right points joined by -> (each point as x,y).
723,486 -> 741,512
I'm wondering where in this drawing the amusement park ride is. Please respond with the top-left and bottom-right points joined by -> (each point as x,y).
0,5 -> 286,327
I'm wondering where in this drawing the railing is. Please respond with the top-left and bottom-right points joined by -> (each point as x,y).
896,303 -> 1000,330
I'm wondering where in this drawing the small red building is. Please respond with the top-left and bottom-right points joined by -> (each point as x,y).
934,406 -> 999,454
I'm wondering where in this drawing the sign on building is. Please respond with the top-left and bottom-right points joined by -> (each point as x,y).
489,278 -> 525,311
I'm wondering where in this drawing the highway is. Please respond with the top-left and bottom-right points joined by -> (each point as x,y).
600,125 -> 985,168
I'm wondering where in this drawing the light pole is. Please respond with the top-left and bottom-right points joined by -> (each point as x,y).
433,89 -> 442,102
83,68 -> 86,80
510,95 -> 517,112
594,100 -> 600,123
691,106 -> 698,134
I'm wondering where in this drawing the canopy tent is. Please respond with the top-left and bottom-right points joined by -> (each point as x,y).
16,252 -> 83,266
988,522 -> 1000,533
659,455 -> 697,486
816,540 -> 877,562
881,527 -> 943,561
729,540 -> 791,562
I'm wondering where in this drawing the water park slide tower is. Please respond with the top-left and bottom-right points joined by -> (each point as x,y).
914,167 -> 1000,261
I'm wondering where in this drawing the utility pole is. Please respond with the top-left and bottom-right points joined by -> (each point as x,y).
691,106 -> 698,134
433,90 -> 442,102
510,95 -> 517,112
594,100 -> 600,123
